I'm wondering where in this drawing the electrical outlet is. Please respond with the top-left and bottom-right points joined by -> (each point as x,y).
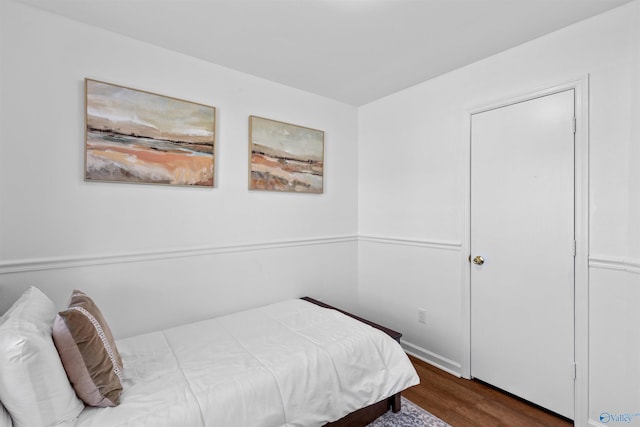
418,309 -> 427,324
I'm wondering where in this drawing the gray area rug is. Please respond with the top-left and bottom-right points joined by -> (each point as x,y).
367,397 -> 451,427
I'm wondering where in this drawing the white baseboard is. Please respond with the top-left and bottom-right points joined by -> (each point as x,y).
401,340 -> 462,378
589,418 -> 608,427
589,412 -> 640,426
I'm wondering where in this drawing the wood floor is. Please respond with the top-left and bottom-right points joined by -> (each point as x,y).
403,356 -> 573,427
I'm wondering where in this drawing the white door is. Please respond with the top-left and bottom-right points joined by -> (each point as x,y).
470,89 -> 575,419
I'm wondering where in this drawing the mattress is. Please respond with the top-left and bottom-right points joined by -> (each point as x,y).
75,299 -> 419,427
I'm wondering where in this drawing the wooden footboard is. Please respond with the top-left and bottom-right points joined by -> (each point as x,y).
323,393 -> 401,427
301,297 -> 405,427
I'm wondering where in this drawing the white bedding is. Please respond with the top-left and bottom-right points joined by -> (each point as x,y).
75,299 -> 419,427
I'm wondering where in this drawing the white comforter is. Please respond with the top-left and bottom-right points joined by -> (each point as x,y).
75,299 -> 419,427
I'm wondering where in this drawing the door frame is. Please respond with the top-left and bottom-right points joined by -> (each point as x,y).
460,76 -> 589,426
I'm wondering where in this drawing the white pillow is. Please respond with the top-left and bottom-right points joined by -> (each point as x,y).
0,287 -> 84,427
0,402 -> 12,427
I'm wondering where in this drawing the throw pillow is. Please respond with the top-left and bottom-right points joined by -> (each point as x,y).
53,290 -> 124,407
0,287 -> 84,427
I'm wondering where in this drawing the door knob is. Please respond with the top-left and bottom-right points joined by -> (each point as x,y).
473,255 -> 485,265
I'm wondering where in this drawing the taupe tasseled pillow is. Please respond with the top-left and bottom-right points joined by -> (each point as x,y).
52,290 -> 123,407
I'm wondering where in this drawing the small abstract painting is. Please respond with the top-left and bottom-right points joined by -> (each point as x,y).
249,116 -> 324,193
85,79 -> 216,187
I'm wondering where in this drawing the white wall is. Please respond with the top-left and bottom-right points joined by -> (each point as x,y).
358,1 -> 640,425
3,0 -> 640,424
0,0 -> 359,337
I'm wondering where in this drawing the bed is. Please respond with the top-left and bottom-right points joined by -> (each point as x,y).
0,287 -> 419,427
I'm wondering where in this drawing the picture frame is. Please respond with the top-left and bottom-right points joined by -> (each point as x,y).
249,116 -> 324,193
85,78 -> 216,187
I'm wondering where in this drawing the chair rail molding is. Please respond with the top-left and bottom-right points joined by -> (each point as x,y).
589,255 -> 640,275
0,235 -> 359,274
358,235 -> 462,251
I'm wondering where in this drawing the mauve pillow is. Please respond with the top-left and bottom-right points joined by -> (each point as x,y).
53,290 -> 124,407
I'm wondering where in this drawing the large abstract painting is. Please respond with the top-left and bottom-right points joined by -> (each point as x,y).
85,79 -> 216,187
249,116 -> 324,193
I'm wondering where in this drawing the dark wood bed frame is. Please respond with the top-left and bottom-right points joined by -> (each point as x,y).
300,297 -> 404,427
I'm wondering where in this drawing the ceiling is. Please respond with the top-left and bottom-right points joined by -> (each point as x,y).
19,0 -> 634,105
